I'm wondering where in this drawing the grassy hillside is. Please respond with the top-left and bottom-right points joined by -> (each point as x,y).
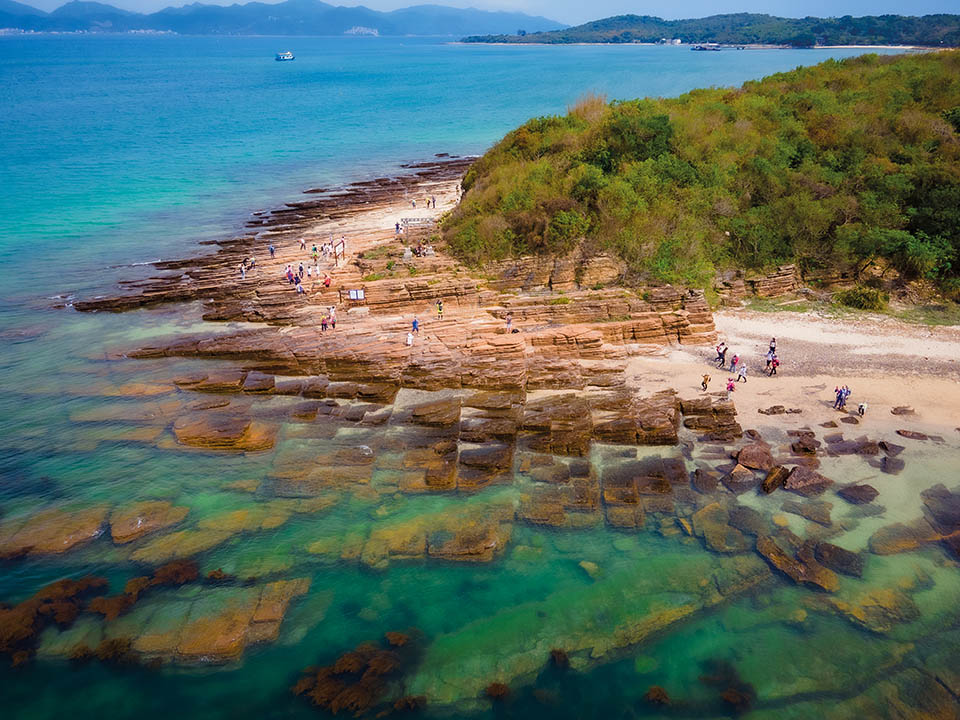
465,13 -> 960,47
443,51 -> 960,292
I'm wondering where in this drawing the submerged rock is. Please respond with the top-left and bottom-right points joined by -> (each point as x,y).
837,484 -> 879,505
722,464 -> 758,494
109,501 -> 189,544
644,686 -> 670,705
783,466 -> 833,497
869,518 -> 943,555
0,505 -> 109,558
692,503 -> 750,554
0,576 -> 107,665
172,413 -> 275,452
781,500 -> 833,527
814,542 -> 864,577
755,535 -> 838,592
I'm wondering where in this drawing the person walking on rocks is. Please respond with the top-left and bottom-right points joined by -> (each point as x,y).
715,342 -> 727,368
329,306 -> 337,330
436,299 -> 443,320
412,316 -> 419,334
295,277 -> 304,294
298,262 -> 305,280
323,274 -> 331,288
737,363 -> 748,383
396,222 -> 401,235
769,337 -> 777,355
269,244 -> 275,258
299,238 -> 306,251
312,244 -> 319,262
431,196 -> 436,209
858,401 -> 868,417
701,374 -> 711,392
730,353 -> 739,372
321,315 -> 328,332
769,356 -> 779,376
505,312 -> 513,331
726,378 -> 735,400
406,331 -> 414,346
765,349 -> 774,370
239,263 -> 246,280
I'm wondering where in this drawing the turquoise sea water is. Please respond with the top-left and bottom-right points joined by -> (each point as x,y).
2,37 -> 957,720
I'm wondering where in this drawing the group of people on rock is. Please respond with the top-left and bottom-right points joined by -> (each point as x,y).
320,306 -> 336,332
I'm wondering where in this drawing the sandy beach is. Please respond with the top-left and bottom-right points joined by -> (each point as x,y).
625,309 -> 960,437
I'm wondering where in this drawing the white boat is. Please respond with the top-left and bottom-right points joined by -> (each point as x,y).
275,51 -> 295,61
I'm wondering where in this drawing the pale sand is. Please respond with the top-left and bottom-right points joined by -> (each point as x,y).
628,310 -> 960,438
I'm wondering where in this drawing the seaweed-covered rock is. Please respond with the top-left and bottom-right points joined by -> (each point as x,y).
761,466 -> 789,494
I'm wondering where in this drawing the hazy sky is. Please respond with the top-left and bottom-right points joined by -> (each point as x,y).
26,0 -> 960,25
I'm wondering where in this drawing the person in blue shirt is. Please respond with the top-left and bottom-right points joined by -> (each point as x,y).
412,317 -> 419,334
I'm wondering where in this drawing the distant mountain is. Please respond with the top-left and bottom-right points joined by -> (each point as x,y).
463,12 -> 960,47
0,0 -> 46,15
0,0 -> 565,35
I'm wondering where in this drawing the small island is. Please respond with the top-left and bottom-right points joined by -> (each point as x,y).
464,12 -> 960,48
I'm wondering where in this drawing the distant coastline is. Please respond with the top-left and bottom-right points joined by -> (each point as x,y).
451,41 -> 934,51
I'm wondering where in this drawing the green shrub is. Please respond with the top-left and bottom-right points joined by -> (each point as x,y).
362,272 -> 386,282
835,286 -> 889,311
443,51 -> 960,292
548,296 -> 572,305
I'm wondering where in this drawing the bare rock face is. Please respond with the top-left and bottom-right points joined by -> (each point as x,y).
408,396 -> 462,428
0,506 -> 109,558
736,443 -> 775,471
109,501 -> 189,544
522,394 -> 593,456
172,413 -> 276,452
680,396 -> 742,442
783,466 -> 833,497
192,369 -> 249,393
242,371 -> 275,393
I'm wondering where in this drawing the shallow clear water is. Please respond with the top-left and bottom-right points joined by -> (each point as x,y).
2,37 -> 957,720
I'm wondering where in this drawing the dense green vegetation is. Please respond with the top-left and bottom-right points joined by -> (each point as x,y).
443,51 -> 960,291
466,13 -> 960,47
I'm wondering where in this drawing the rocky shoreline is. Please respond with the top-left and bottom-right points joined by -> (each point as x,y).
1,155 -> 956,714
